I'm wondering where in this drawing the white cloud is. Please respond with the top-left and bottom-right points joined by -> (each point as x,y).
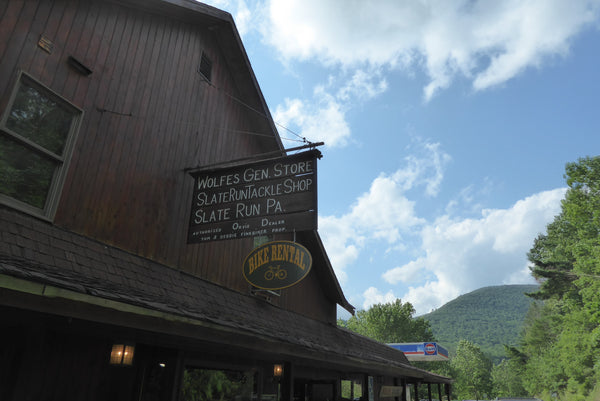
274,71 -> 387,148
392,142 -> 451,197
319,142 -> 449,283
382,188 -> 567,314
403,280 -> 463,316
264,0 -> 600,99
337,69 -> 389,102
318,215 -> 363,284
232,0 -> 252,36
383,259 -> 426,284
351,174 -> 424,242
363,287 -> 398,310
274,94 -> 350,147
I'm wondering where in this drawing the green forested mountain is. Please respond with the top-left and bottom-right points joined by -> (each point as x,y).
421,284 -> 538,363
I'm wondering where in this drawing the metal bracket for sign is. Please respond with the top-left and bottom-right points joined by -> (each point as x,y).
251,288 -> 281,297
250,287 -> 281,303
184,142 -> 324,174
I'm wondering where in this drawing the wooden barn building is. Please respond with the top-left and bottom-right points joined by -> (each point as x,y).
0,1 -> 452,400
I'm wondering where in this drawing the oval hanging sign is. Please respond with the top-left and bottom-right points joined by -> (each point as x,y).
243,241 -> 312,290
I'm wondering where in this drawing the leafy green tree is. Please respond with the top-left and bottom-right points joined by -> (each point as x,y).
338,299 -> 435,343
521,156 -> 600,400
492,348 -> 528,398
450,340 -> 493,401
517,300 -> 570,398
529,157 -> 600,304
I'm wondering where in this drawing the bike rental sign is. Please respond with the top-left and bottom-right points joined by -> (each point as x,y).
243,241 -> 312,290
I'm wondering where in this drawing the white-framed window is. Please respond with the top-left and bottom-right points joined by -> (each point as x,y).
0,71 -> 83,219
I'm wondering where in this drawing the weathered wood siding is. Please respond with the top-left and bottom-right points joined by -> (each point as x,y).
0,0 -> 336,322
1,307 -> 178,401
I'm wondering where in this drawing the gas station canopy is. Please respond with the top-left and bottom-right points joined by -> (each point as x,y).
387,342 -> 449,362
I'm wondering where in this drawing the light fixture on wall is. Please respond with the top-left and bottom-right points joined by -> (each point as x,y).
110,343 -> 135,366
273,364 -> 283,377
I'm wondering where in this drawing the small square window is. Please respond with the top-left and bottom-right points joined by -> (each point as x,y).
0,72 -> 82,219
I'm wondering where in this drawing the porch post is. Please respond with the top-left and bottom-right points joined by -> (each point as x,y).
281,362 -> 293,401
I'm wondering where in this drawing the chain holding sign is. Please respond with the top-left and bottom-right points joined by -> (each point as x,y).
188,150 -> 318,243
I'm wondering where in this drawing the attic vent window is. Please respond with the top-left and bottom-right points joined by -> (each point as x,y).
198,53 -> 212,82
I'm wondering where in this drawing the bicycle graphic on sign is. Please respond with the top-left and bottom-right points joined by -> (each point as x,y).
264,265 -> 288,281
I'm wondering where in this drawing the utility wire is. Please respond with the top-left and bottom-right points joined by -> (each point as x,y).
95,80 -> 309,145
201,77 -> 310,145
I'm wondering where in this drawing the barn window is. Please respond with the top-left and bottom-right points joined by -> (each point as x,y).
198,52 -> 213,82
0,71 -> 82,219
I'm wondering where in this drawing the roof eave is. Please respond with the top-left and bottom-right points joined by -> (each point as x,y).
299,230 -> 356,315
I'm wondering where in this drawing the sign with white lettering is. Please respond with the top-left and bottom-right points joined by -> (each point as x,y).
188,151 -> 318,243
242,241 -> 312,290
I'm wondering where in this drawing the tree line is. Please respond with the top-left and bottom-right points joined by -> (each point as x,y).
338,300 -> 495,400
422,284 -> 538,364
508,156 -> 600,400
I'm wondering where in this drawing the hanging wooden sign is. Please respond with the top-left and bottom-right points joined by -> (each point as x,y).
188,150 -> 318,243
242,241 -> 312,290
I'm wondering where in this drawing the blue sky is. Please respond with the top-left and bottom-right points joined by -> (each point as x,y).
201,0 -> 600,316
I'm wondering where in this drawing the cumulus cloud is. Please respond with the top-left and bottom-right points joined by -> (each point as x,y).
274,94 -> 350,147
274,71 -> 387,147
363,287 -> 399,310
265,0 -> 600,99
392,142 -> 451,197
336,69 -> 389,102
319,142 -> 449,283
318,215 -> 363,284
382,188 -> 567,314
231,0 -> 252,36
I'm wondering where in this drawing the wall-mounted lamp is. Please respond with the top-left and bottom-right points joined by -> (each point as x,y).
110,343 -> 135,366
273,364 -> 284,377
